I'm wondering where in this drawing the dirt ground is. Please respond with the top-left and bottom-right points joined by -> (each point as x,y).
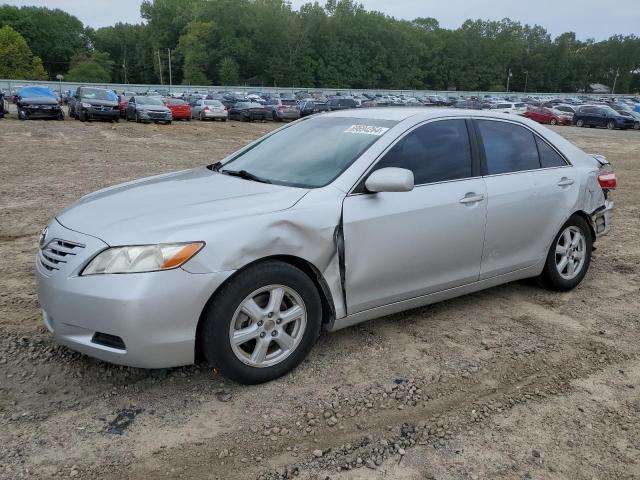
1,109 -> 639,480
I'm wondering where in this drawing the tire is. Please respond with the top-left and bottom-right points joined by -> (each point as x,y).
607,121 -> 615,130
57,112 -> 64,121
18,109 -> 27,120
634,122 -> 640,130
78,109 -> 86,122
549,118 -> 557,125
222,118 -> 227,122
201,261 -> 322,384
575,119 -> 584,127
538,215 -> 592,292
200,113 -> 205,121
135,112 -> 140,123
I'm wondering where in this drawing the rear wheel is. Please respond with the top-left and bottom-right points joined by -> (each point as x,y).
576,119 -> 584,127
634,122 -> 640,130
201,261 -> 322,384
538,215 -> 592,291
607,120 -> 615,130
549,118 -> 557,125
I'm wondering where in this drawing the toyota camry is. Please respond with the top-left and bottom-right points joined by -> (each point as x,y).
36,108 -> 615,384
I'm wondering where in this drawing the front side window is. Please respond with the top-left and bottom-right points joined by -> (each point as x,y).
220,117 -> 397,188
373,119 -> 473,185
477,120 -> 540,175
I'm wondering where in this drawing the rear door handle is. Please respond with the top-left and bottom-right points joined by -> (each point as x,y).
557,178 -> 574,187
459,193 -> 484,204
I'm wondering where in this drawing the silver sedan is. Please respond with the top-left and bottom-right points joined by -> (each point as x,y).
36,109 -> 615,384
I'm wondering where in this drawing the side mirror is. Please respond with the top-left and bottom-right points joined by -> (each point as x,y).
365,167 -> 414,193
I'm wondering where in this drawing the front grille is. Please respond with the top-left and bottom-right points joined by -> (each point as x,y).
39,239 -> 85,272
149,111 -> 169,119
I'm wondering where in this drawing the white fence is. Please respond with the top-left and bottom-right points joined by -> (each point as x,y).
0,78 -> 621,101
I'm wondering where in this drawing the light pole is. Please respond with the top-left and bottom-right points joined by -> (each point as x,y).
506,68 -> 512,93
611,67 -> 620,94
524,70 -> 529,94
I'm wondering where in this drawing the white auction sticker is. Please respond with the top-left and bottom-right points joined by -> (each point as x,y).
344,125 -> 390,136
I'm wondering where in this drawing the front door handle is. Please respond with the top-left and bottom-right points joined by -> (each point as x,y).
557,177 -> 574,187
459,193 -> 484,204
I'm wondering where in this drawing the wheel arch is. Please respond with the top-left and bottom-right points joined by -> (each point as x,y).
194,254 -> 336,363
572,210 -> 597,243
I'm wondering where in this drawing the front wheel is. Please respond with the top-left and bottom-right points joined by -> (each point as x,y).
576,119 -> 584,127
549,118 -> 557,125
607,120 -> 615,130
538,215 -> 592,291
201,261 -> 322,384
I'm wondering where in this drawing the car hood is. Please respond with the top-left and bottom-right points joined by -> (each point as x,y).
139,105 -> 170,112
57,167 -> 309,245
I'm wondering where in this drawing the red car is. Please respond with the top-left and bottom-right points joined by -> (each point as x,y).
163,98 -> 192,121
522,107 -> 573,126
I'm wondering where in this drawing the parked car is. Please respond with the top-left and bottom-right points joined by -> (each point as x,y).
36,108 -> 614,384
191,99 -> 228,121
118,91 -> 137,118
299,99 -> 329,117
609,105 -> 640,130
521,107 -> 573,125
228,102 -> 269,122
453,99 -> 483,110
573,105 -> 634,130
0,90 -> 4,118
68,87 -> 119,122
125,96 -> 172,124
264,98 -> 300,122
15,86 -> 64,120
163,98 -> 192,121
326,98 -> 357,111
489,102 -> 527,114
553,104 -> 577,115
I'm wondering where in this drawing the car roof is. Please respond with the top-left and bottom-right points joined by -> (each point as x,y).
323,107 -> 526,122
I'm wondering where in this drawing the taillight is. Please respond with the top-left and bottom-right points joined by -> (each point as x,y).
203,106 -> 209,111
598,172 -> 617,190
279,105 -> 287,110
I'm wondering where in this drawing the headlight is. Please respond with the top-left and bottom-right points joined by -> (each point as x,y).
81,102 -> 92,108
82,242 -> 204,275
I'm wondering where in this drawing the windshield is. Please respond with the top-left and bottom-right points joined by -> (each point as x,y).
81,88 -> 118,101
137,96 -> 165,106
204,100 -> 222,106
220,116 -> 397,188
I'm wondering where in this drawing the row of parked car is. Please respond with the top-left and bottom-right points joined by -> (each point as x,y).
3,85 -> 640,131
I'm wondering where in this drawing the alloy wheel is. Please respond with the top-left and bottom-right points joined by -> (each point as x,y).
555,226 -> 586,280
229,285 -> 307,368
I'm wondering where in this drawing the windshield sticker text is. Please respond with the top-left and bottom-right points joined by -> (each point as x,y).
344,125 -> 390,136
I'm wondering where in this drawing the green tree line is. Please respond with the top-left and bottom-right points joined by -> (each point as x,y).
1,0 -> 639,92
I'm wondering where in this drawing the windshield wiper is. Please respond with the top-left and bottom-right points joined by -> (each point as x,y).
220,169 -> 272,184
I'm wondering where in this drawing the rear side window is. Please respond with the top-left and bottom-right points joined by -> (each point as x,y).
477,120 -> 540,175
374,119 -> 472,185
536,137 -> 567,168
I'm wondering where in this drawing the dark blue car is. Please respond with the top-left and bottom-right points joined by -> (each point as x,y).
573,105 -> 634,130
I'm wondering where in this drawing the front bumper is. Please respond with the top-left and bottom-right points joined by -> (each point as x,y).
21,104 -> 62,118
87,106 -> 120,119
36,220 -> 233,368
203,110 -> 227,119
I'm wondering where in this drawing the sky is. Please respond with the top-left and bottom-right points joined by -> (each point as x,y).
2,0 -> 639,41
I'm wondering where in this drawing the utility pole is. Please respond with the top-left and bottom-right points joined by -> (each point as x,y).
123,45 -> 128,84
611,67 -> 620,94
167,48 -> 172,91
157,49 -> 163,85
524,71 -> 529,94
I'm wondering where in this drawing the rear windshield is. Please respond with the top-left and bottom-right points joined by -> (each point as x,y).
168,99 -> 186,106
282,100 -> 297,106
220,116 -> 398,188
204,100 -> 222,106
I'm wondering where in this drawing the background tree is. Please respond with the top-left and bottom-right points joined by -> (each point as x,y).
218,56 -> 240,85
0,25 -> 46,79
65,51 -> 114,83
